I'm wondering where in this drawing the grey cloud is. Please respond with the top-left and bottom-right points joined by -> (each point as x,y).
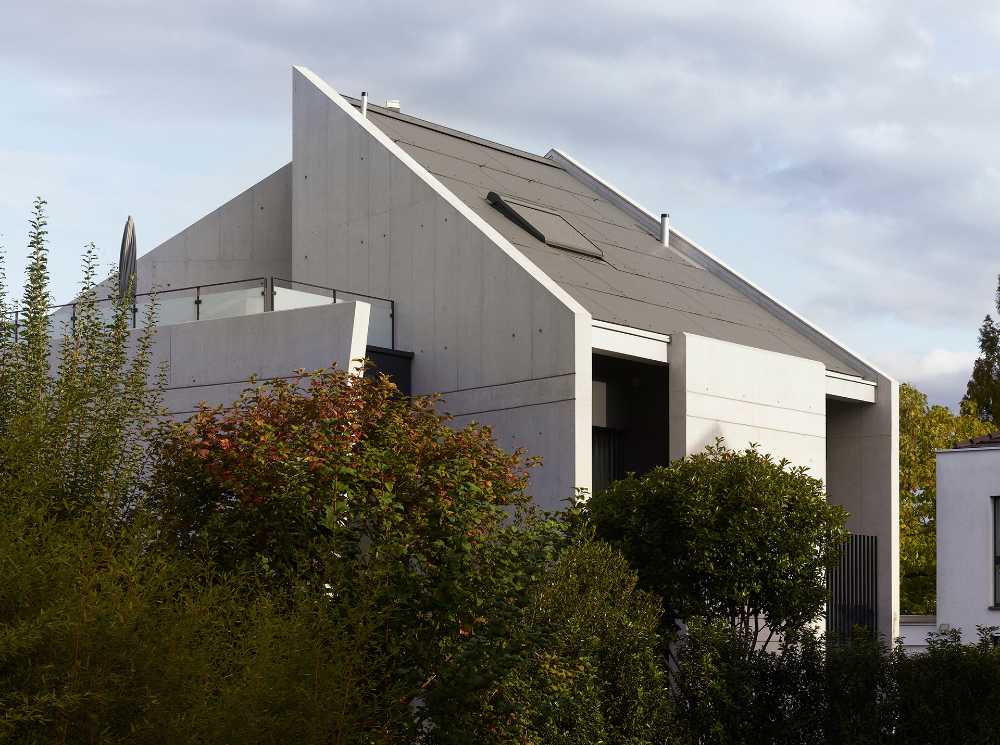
5,0 -> 1000,404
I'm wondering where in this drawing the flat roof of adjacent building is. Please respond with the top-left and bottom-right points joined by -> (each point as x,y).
951,431 -> 1000,449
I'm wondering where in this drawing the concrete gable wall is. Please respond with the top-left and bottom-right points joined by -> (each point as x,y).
290,68 -> 592,506
125,164 -> 292,296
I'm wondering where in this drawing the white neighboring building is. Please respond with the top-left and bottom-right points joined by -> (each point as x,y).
49,66 -> 901,640
932,434 -> 1000,644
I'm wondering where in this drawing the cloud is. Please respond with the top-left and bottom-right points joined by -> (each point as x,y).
916,349 -> 977,380
883,347 -> 978,409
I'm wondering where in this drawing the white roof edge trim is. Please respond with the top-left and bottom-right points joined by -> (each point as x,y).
546,147 -> 894,385
291,67 -> 590,323
592,319 -> 671,343
825,370 -> 877,386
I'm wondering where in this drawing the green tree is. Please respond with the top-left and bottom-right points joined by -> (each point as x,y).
899,382 -> 991,614
584,440 -> 848,656
963,274 -> 1000,423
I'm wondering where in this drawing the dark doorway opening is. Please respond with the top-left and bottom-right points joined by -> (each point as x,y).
592,354 -> 669,494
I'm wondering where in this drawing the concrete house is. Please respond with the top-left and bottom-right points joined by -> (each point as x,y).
75,67 -> 899,638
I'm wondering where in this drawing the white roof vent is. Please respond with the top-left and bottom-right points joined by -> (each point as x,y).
385,99 -> 401,111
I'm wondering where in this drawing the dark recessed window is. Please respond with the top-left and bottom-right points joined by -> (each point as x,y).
592,426 -> 624,494
487,191 -> 604,259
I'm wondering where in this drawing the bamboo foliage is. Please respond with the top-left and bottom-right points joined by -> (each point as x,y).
0,197 -> 163,523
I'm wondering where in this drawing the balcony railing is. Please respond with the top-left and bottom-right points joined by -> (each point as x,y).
4,277 -> 396,350
271,278 -> 394,349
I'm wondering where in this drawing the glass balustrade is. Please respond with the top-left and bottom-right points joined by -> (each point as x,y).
15,277 -> 396,350
150,287 -> 197,326
272,278 -> 394,349
335,290 -> 394,349
199,279 -> 267,321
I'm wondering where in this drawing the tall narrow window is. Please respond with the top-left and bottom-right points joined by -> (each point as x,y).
993,496 -> 1000,607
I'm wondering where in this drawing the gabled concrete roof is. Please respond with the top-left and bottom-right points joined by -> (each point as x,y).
356,100 -> 868,378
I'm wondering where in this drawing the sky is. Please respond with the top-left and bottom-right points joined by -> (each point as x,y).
3,0 -> 1000,408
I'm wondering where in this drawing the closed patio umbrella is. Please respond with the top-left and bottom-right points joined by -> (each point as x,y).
118,215 -> 137,298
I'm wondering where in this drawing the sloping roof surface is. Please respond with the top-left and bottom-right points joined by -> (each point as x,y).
362,103 -> 866,377
953,432 -> 1000,449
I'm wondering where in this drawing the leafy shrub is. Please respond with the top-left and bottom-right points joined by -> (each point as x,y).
148,368 -> 536,572
671,621 -> 1000,745
426,539 -> 675,745
672,623 -> 894,745
586,440 -> 848,652
146,369 -> 566,738
0,201 -> 555,743
892,627 -> 1000,745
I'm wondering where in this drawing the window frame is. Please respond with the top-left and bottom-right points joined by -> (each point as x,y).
993,495 -> 1000,608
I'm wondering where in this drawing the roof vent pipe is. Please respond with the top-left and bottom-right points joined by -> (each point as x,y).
361,91 -> 368,118
660,213 -> 670,247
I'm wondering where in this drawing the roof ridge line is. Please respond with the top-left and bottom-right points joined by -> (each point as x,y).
342,95 -> 558,168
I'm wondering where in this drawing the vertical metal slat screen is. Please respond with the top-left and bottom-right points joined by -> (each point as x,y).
826,534 -> 878,638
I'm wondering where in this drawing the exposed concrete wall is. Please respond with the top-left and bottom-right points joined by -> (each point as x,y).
141,301 -> 369,416
936,447 -> 1000,643
290,67 -> 592,508
668,332 -> 827,481
826,375 -> 900,641
118,164 -> 292,296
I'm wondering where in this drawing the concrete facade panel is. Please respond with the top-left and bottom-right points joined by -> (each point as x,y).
162,381 -> 264,416
450,398 -> 577,510
165,301 -> 369,389
684,417 -> 826,481
826,374 -> 877,403
668,331 -> 828,499
686,392 -> 827,439
679,335 -> 825,414
437,374 -> 576,417
118,301 -> 369,419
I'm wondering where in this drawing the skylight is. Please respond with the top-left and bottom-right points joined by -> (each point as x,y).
486,192 -> 604,259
